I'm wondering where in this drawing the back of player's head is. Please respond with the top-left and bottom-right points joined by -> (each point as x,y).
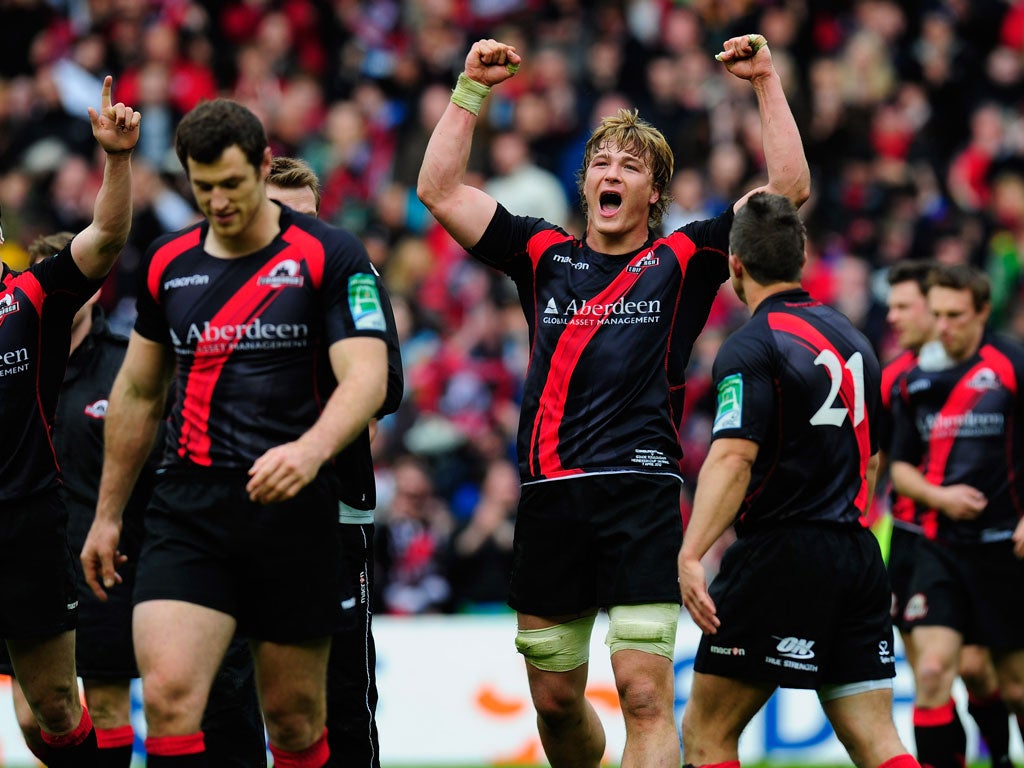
174,99 -> 268,176
729,192 -> 805,285
28,232 -> 75,265
577,108 -> 674,228
268,156 -> 321,211
886,260 -> 936,295
927,263 -> 991,311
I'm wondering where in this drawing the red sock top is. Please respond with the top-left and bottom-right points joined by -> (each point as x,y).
269,728 -> 330,768
40,706 -> 93,748
145,732 -> 205,756
96,724 -> 135,749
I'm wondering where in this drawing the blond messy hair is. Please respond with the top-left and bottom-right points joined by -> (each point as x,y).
576,109 -> 675,229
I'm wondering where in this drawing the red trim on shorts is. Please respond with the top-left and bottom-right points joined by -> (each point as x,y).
40,706 -> 93,748
269,728 -> 329,768
878,754 -> 922,768
96,724 -> 134,748
145,732 -> 205,756
913,699 -> 957,726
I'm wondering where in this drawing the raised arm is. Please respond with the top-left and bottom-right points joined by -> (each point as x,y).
81,332 -> 174,600
71,75 -> 141,279
416,39 -> 521,249
717,35 -> 811,211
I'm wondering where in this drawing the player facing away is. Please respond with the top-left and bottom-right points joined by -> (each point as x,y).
678,192 -> 920,768
417,35 -> 809,768
80,98 -> 388,768
890,264 -> 1024,768
881,261 -> 1014,768
0,76 -> 138,767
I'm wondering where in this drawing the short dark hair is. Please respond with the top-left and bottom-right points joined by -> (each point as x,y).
729,192 -> 805,285
886,260 -> 936,294
174,99 -> 268,176
28,232 -> 75,264
927,263 -> 991,311
267,156 -> 321,212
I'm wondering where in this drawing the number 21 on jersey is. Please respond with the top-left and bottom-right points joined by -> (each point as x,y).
810,350 -> 865,427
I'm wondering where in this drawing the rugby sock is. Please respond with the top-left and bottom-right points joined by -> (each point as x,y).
914,699 -> 967,768
698,762 -> 741,768
269,728 -> 331,768
145,732 -> 206,767
96,724 -> 135,768
967,691 -> 1011,765
39,705 -> 98,766
878,756 -> 923,768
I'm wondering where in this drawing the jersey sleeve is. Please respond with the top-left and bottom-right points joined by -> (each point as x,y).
468,204 -> 556,276
709,329 -> 775,444
132,242 -> 173,345
676,205 -> 734,253
322,228 -> 389,346
31,243 -> 105,313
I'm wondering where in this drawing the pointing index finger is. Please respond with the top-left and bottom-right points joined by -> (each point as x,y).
101,75 -> 113,111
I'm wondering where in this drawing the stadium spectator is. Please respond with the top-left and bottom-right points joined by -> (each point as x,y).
80,97 -> 388,768
0,74 -> 138,767
678,191 -> 920,768
890,264 -> 1024,768
416,33 -> 808,767
265,154 -> 403,768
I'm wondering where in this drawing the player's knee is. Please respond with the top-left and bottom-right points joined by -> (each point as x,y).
514,615 -> 595,673
262,689 -> 325,750
998,682 -> 1024,716
23,684 -> 78,733
605,603 -> 679,661
914,654 -> 956,700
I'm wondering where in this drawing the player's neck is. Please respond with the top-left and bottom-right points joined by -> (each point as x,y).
745,280 -> 802,314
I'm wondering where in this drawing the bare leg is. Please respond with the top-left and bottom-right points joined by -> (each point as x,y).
681,671 -> 774,766
611,649 -> 680,768
823,687 -> 913,768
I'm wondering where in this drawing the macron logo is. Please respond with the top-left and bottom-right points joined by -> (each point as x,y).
544,298 -> 559,315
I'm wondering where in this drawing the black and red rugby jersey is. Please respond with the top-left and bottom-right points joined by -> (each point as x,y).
709,289 -> 881,534
881,349 -> 921,531
135,206 -> 387,469
470,204 -> 732,483
0,246 -> 103,501
890,333 -> 1024,544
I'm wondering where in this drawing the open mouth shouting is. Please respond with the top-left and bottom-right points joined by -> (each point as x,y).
599,191 -> 622,216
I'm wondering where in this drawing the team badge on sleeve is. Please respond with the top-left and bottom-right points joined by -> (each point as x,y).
713,373 -> 743,433
348,274 -> 386,331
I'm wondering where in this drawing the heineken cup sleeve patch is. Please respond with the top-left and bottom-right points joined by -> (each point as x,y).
348,274 -> 386,331
713,373 -> 743,433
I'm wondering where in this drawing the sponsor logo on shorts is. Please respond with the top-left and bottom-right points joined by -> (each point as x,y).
774,636 -> 816,660
258,259 -> 304,288
879,639 -> 895,664
709,644 -> 745,656
340,597 -> 356,610
765,656 -> 818,672
163,274 -> 210,291
84,398 -> 109,419
348,274 -> 386,331
713,373 -> 743,433
67,600 -> 78,611
903,592 -> 928,622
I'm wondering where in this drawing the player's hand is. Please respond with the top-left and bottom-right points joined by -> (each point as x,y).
1013,517 -> 1024,559
80,517 -> 126,602
679,555 -> 720,635
246,440 -> 323,504
715,33 -> 773,82
89,75 -> 140,155
938,484 -> 987,520
464,39 -> 522,88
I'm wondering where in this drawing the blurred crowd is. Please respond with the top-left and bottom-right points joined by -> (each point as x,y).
3,0 -> 1024,615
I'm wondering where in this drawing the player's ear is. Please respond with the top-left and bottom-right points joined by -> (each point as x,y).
728,252 -> 743,279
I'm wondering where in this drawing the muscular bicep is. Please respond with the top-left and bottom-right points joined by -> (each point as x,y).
423,184 -> 498,250
115,332 -> 175,405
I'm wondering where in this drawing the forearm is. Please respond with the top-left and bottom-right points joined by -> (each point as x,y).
680,453 -> 751,562
753,70 -> 810,207
890,461 -> 941,510
75,152 -> 134,278
417,101 -> 477,210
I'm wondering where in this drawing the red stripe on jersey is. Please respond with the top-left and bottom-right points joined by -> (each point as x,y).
148,229 -> 202,303
177,244 -> 306,465
282,224 -> 325,289
768,312 -> 873,512
882,350 -> 916,409
526,229 -> 573,270
529,248 -> 652,477
0,271 -> 44,334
